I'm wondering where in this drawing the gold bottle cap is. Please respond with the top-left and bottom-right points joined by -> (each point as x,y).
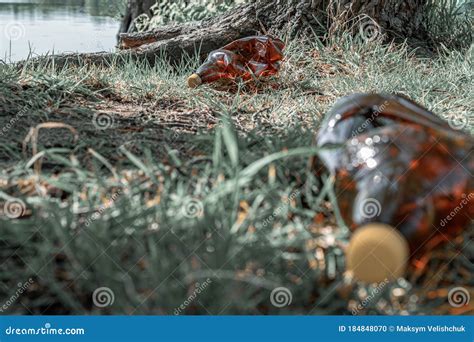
187,74 -> 202,88
346,223 -> 409,283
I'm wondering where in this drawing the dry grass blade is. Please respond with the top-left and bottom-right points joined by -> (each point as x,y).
22,122 -> 79,173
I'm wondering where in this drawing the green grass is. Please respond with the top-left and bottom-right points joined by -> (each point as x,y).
0,33 -> 473,314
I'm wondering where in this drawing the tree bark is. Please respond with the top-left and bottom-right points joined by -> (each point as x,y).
30,0 -> 428,68
119,0 -> 157,35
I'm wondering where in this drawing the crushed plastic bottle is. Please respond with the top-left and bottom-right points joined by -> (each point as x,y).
187,36 -> 285,88
314,93 -> 473,282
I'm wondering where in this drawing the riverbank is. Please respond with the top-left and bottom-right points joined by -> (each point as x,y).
0,0 -> 124,62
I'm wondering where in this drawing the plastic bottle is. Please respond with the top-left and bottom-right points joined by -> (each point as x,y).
187,36 -> 285,88
314,93 -> 474,282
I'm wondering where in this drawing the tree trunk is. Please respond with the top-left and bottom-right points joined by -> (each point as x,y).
33,0 -> 428,68
119,0 -> 157,35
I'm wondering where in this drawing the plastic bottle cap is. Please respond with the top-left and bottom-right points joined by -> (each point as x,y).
346,223 -> 409,283
187,74 -> 202,88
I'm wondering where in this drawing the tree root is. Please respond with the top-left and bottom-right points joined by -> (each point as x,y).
19,0 -> 428,69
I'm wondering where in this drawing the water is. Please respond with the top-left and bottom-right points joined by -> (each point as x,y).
0,0 -> 124,62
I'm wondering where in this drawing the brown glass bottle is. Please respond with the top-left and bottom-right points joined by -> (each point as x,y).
187,36 -> 285,88
314,93 -> 474,282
